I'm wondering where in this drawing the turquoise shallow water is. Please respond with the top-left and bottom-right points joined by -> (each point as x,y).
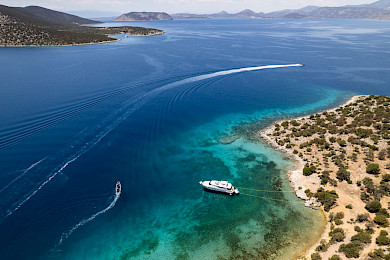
0,19 -> 390,259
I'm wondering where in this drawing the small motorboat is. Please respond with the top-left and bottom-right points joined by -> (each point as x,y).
199,180 -> 239,196
116,181 -> 121,196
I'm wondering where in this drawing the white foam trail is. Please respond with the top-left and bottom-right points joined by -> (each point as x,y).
4,63 -> 301,219
5,156 -> 80,218
0,157 -> 46,194
154,64 -> 303,92
57,194 -> 120,246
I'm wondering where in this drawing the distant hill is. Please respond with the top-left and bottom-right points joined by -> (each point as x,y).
232,9 -> 264,18
282,13 -> 306,19
116,12 -> 172,21
19,6 -> 100,25
0,4 -> 164,46
263,6 -> 319,18
171,9 -> 264,19
171,0 -> 390,20
306,6 -> 390,19
352,0 -> 390,10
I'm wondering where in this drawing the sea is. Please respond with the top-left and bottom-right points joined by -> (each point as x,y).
0,18 -> 389,260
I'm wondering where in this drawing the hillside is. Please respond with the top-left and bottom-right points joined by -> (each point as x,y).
0,5 -> 164,46
116,12 -> 172,21
20,5 -> 100,25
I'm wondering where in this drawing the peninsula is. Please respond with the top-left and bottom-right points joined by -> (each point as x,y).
0,5 -> 164,47
260,95 -> 390,259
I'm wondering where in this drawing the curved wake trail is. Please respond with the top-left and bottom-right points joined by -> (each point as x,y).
3,64 -> 302,221
152,64 -> 303,93
57,194 -> 120,246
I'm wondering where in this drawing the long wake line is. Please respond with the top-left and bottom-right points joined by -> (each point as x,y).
57,194 -> 120,246
4,63 -> 302,221
155,64 -> 303,92
0,157 -> 46,194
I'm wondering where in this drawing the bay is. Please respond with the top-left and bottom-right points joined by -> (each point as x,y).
0,18 -> 389,259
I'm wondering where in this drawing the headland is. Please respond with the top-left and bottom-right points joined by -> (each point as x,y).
0,4 -> 164,47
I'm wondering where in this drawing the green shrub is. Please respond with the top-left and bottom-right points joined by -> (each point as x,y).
368,249 -> 388,259
376,235 -> 390,246
376,230 -> 390,246
378,208 -> 389,217
329,227 -> 345,242
338,139 -> 347,147
315,188 -> 339,211
374,214 -> 389,227
354,226 -> 362,232
346,204 -> 353,209
366,200 -> 382,213
351,231 -> 372,244
281,121 -> 289,128
329,255 -> 341,260
305,188 -> 313,197
315,240 -> 328,252
311,252 -> 322,260
357,213 -> 369,222
336,167 -> 350,182
382,174 -> 390,182
339,242 -> 361,258
335,212 -> 344,221
303,167 -> 313,176
319,171 -> 331,185
366,163 -> 380,174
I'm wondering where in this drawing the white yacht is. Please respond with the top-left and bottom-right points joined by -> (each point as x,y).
199,180 -> 239,195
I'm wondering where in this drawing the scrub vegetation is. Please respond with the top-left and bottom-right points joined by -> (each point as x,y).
262,95 -> 390,259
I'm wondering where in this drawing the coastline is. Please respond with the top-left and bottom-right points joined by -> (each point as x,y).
0,31 -> 165,48
258,95 -> 368,259
259,96 -> 366,201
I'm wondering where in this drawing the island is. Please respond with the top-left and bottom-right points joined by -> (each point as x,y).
0,5 -> 164,47
116,12 -> 172,21
260,95 -> 390,259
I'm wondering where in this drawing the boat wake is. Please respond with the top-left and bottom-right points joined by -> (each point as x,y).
147,64 -> 303,95
57,193 -> 120,246
0,157 -> 46,194
1,64 -> 302,222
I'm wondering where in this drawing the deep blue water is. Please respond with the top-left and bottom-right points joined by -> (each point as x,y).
0,19 -> 390,259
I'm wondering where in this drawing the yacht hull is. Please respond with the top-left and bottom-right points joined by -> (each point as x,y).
199,180 -> 239,195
